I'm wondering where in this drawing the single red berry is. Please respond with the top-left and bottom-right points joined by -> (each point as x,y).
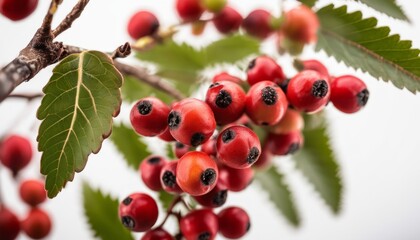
218,165 -> 254,192
158,128 -> 176,142
212,72 -> 242,85
296,59 -> 330,82
0,205 -> 20,240
168,98 -> 216,147
173,142 -> 191,159
330,75 -> 369,114
246,56 -> 286,86
176,0 -> 204,21
119,193 -> 158,232
130,97 -> 170,137
0,0 -> 38,21
287,70 -> 330,113
177,151 -> 218,196
0,135 -> 32,177
269,109 -> 304,134
127,11 -> 159,39
180,209 -> 218,240
21,208 -> 52,239
142,227 -> 174,240
252,145 -> 273,170
200,137 -> 217,157
213,6 -> 242,34
206,81 -> 246,125
245,81 -> 288,125
282,5 -> 319,43
194,179 -> 228,208
19,179 -> 47,207
160,161 -> 183,194
266,131 -> 304,156
218,206 -> 250,239
140,156 -> 168,191
242,9 -> 274,39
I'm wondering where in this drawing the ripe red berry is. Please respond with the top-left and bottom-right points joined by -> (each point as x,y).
246,56 -> 286,86
218,165 -> 254,192
212,72 -> 242,85
173,142 -> 191,159
200,137 -> 217,157
296,59 -> 330,82
287,70 -> 330,113
158,128 -> 176,142
242,9 -> 274,39
194,179 -> 228,208
206,81 -> 246,125
217,125 -> 261,169
180,209 -> 218,240
282,5 -> 319,43
130,97 -> 170,137
140,156 -> 168,191
0,205 -> 20,240
0,0 -> 38,21
245,81 -> 288,125
0,134 -> 32,177
177,151 -> 218,196
266,131 -> 304,156
127,11 -> 159,39
119,193 -> 158,232
213,6 -> 242,34
142,227 -> 174,240
160,161 -> 183,194
176,0 -> 204,21
269,109 -> 304,134
218,206 -> 250,239
330,75 -> 369,114
168,98 -> 216,147
19,179 -> 47,207
21,208 -> 52,239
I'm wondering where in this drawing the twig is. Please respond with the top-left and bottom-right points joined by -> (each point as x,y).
111,42 -> 131,60
52,0 -> 90,38
157,195 -> 183,229
8,93 -> 44,101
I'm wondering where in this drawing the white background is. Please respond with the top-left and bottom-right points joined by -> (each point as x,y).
1,0 -> 420,239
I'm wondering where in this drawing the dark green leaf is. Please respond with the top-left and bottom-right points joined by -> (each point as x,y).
37,51 -> 123,198
255,166 -> 300,226
110,123 -> 151,171
293,114 -> 342,213
82,183 -> 134,240
121,76 -> 174,104
356,0 -> 409,22
298,0 -> 317,7
158,191 -> 175,210
316,4 -> 420,93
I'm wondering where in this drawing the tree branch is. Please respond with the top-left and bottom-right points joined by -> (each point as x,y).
52,0 -> 90,38
8,93 -> 44,101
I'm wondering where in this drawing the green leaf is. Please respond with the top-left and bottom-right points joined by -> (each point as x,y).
37,51 -> 123,198
293,114 -> 342,213
356,0 -> 409,22
298,0 -> 317,7
158,191 -> 175,210
82,183 -> 134,240
110,123 -> 151,171
165,143 -> 175,160
121,76 -> 174,104
255,166 -> 300,226
316,4 -> 420,93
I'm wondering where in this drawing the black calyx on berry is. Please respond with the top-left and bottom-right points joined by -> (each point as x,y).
137,100 -> 152,115
247,59 -> 256,70
121,216 -> 135,229
246,222 -> 251,232
247,147 -> 260,164
198,232 -> 211,240
286,143 -> 300,155
212,190 -> 227,207
312,80 -> 328,98
222,129 -> 236,143
147,157 -> 161,164
215,90 -> 232,108
122,197 -> 133,206
191,133 -> 205,147
201,168 -> 217,186
168,111 -> 181,129
357,89 -> 369,107
162,171 -> 176,188
209,82 -> 220,88
261,86 -> 278,105
150,21 -> 160,35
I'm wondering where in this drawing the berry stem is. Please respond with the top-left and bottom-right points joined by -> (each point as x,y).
156,195 -> 184,228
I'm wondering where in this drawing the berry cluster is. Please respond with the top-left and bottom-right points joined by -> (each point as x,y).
0,135 -> 52,240
0,0 -> 38,21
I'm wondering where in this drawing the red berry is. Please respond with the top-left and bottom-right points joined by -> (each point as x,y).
297,59 -> 330,82
246,56 -> 286,86
168,98 -> 216,147
218,206 -> 250,239
287,70 -> 330,113
140,156 -> 168,191
0,0 -> 38,21
217,125 -> 261,169
127,11 -> 159,39
130,97 -> 170,137
174,142 -> 191,159
330,75 -> 369,114
119,193 -> 158,232
269,109 -> 304,134
158,128 -> 176,142
0,135 -> 32,177
242,9 -> 274,39
266,131 -> 304,156
194,179 -> 228,208
176,0 -> 204,21
213,6 -> 242,34
19,179 -> 47,207
160,161 -> 183,194
282,5 -> 319,43
180,209 -> 218,240
21,208 -> 52,239
177,151 -> 218,196
0,205 -> 20,240
218,165 -> 254,192
245,81 -> 288,125
142,228 -> 174,240
206,81 -> 246,125
212,72 -> 242,85
200,137 -> 217,157
252,145 -> 273,170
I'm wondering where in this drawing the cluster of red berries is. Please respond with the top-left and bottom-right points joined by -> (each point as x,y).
0,0 -> 38,21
